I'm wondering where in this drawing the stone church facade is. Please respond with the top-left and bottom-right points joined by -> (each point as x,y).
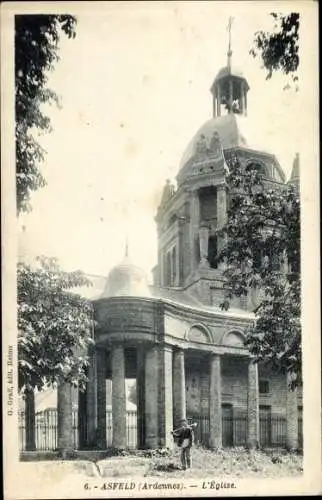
57,50 -> 301,453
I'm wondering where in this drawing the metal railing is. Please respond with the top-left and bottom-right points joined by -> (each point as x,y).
105,410 -> 137,449
189,414 -> 295,448
19,410 -> 302,451
19,409 -> 137,451
188,415 -> 248,447
259,416 -> 286,447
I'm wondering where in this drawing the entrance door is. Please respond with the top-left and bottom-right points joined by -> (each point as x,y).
222,404 -> 233,447
259,405 -> 271,446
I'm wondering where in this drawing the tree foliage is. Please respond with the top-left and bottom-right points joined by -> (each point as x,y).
17,256 -> 93,393
250,13 -> 299,85
219,152 -> 301,388
15,15 -> 77,213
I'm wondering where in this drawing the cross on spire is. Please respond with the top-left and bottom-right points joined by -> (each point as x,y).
226,16 -> 234,68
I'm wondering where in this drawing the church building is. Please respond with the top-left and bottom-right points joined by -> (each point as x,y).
54,37 -> 302,453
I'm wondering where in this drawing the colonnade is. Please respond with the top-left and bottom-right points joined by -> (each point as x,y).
56,345 -> 299,451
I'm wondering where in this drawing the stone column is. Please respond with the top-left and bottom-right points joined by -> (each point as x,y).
96,348 -> 107,449
171,247 -> 176,287
25,387 -> 36,451
158,346 -> 173,448
57,381 -> 74,452
178,226 -> 184,286
145,346 -> 159,448
199,224 -> 210,267
209,354 -> 222,448
286,372 -> 299,450
86,347 -> 97,447
112,345 -> 127,449
217,185 -> 227,268
161,253 -> 166,287
173,348 -> 186,427
136,346 -> 145,448
175,236 -> 180,286
247,361 -> 259,448
190,190 -> 200,274
217,186 -> 227,232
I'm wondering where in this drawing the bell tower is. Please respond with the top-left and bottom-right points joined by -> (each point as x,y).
210,17 -> 250,117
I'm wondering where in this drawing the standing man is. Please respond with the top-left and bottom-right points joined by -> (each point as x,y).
171,418 -> 198,470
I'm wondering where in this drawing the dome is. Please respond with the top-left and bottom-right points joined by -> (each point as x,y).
101,255 -> 151,298
215,65 -> 246,82
179,114 -> 271,172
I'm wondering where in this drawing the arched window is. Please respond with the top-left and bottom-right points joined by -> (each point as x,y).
187,325 -> 210,344
222,330 -> 245,347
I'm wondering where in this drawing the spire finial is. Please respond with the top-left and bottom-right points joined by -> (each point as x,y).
226,16 -> 234,69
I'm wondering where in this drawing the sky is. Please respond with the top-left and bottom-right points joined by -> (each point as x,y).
18,2 -> 308,282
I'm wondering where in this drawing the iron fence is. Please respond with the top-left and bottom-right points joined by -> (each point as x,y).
105,410 -> 137,449
19,409 -> 79,451
19,410 -> 302,451
188,415 -> 210,446
190,414 -> 291,448
259,416 -> 287,447
189,415 -> 248,447
19,409 -> 137,451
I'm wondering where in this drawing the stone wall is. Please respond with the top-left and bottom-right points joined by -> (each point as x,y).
185,358 -> 292,418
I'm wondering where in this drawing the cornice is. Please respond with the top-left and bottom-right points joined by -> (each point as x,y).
93,293 -> 254,326
163,299 -> 254,325
162,332 -> 250,356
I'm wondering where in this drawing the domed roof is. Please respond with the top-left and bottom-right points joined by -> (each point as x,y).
179,114 -> 271,172
215,65 -> 246,82
101,255 -> 151,298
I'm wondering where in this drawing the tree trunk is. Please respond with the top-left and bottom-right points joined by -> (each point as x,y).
25,387 -> 36,451
57,381 -> 73,455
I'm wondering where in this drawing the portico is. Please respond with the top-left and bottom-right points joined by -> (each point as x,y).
73,294 -> 263,451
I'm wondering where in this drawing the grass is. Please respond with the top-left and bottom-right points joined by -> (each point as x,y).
146,446 -> 303,478
20,446 -> 303,479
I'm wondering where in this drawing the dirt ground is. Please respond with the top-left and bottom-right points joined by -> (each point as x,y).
19,446 -> 303,479
11,447 -> 304,498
